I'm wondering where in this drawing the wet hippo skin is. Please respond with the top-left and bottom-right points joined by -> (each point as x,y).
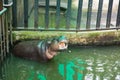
12,36 -> 68,62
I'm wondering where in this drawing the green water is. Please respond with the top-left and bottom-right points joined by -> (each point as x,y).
1,46 -> 120,80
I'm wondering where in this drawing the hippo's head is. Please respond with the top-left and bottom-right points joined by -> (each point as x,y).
48,36 -> 68,51
45,36 -> 68,59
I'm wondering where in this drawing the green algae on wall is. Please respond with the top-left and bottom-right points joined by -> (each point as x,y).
12,30 -> 120,46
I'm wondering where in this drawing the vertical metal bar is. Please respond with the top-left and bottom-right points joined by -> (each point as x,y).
96,0 -> 103,29
34,0 -> 39,28
66,0 -> 72,29
24,0 -> 28,28
76,0 -> 83,31
7,4 -> 13,47
2,15 -> 6,59
86,0 -> 93,30
45,0 -> 49,29
1,16 -> 3,61
56,0 -> 61,29
10,7 -> 13,47
4,11 -> 8,55
116,0 -> 120,28
5,11 -> 9,54
12,0 -> 17,28
5,4 -> 13,52
0,17 -> 2,62
106,0 -> 113,29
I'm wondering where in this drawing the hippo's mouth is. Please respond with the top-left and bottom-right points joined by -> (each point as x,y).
45,37 -> 68,59
58,40 -> 68,50
46,40 -> 68,59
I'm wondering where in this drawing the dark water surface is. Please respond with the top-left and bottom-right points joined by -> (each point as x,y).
1,46 -> 120,80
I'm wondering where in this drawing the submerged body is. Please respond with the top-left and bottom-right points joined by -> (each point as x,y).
12,36 -> 68,62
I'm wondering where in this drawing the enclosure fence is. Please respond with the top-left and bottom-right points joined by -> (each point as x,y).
0,1 -> 13,63
12,0 -> 120,31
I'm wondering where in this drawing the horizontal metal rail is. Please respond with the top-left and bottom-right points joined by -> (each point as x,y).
12,27 -> 120,32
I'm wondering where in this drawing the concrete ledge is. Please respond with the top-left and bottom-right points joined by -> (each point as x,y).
12,30 -> 120,46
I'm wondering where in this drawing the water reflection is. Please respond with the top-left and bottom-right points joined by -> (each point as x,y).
58,60 -> 85,80
0,46 -> 120,80
83,46 -> 120,80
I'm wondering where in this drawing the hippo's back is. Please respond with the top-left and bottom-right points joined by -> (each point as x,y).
12,41 -> 41,60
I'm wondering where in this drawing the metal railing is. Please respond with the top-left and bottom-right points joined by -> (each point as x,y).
12,0 -> 120,31
0,2 -> 13,63
0,8 -> 8,62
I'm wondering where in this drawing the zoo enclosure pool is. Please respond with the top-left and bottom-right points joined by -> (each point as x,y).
1,1 -> 120,80
0,45 -> 120,80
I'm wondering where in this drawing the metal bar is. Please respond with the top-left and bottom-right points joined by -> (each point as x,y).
76,0 -> 83,31
66,0 -> 72,29
0,17 -> 2,62
106,0 -> 113,29
12,0 -> 17,28
4,11 -> 9,54
86,0 -> 93,30
56,0 -> 61,29
0,8 -> 7,15
96,0 -> 103,29
10,7 -> 13,47
24,0 -> 28,28
116,0 -> 120,28
45,0 -> 49,29
34,0 -> 39,28
12,27 -> 120,32
1,16 -> 4,61
6,4 -> 13,47
4,3 -> 13,50
2,14 -> 6,59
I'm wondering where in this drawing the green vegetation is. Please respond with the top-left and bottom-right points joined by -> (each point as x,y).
12,30 -> 120,46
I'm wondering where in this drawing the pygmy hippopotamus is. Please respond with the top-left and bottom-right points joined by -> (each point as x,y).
12,36 -> 68,62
